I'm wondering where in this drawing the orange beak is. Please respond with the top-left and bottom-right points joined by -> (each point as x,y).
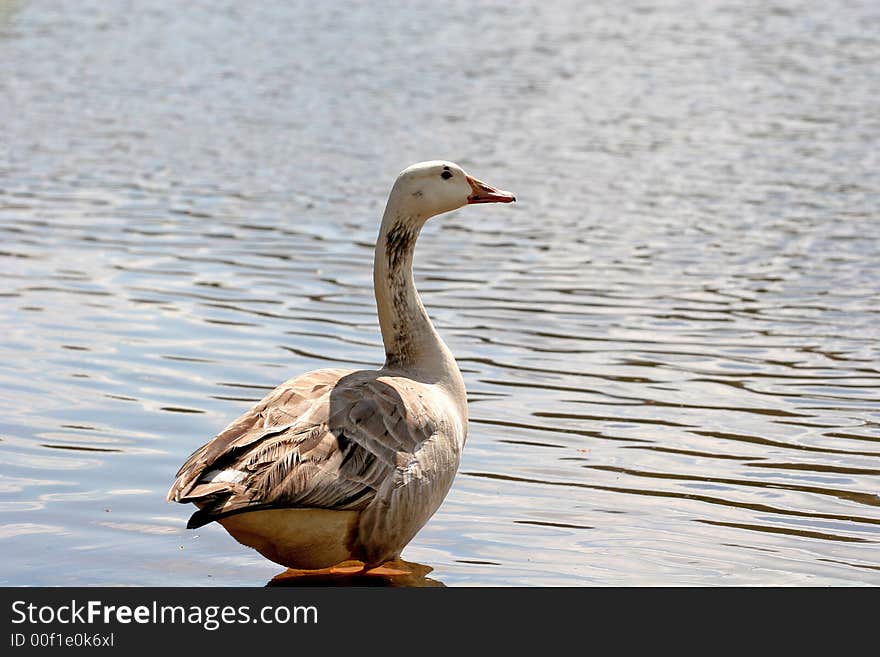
466,175 -> 516,204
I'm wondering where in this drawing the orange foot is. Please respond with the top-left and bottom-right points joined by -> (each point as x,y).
279,560 -> 367,578
363,562 -> 413,577
269,559 -> 440,587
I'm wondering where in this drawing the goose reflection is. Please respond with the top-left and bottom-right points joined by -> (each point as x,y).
266,559 -> 444,587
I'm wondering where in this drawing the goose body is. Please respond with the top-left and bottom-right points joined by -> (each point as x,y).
167,161 -> 514,569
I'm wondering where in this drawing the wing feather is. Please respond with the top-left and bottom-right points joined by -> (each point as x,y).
167,368 -> 441,528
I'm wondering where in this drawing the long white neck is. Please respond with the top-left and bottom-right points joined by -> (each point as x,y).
373,199 -> 465,402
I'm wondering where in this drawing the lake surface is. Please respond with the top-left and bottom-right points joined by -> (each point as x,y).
1,0 -> 878,586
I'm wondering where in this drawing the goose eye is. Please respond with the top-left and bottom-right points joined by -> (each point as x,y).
441,170 -> 452,180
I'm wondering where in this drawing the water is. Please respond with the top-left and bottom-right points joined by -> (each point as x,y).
1,0 -> 879,586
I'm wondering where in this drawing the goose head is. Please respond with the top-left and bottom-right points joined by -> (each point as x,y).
388,160 -> 515,221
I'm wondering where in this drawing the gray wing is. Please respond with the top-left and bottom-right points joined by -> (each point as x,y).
166,368 -> 437,528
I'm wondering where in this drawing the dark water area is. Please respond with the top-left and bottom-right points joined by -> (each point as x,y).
1,0 -> 879,585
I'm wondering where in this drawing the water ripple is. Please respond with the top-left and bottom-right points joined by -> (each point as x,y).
1,0 -> 879,585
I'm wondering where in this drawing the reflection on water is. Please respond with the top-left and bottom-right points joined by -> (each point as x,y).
1,0 -> 879,585
267,561 -> 444,588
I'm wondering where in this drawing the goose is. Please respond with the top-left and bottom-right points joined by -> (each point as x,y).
167,161 -> 515,571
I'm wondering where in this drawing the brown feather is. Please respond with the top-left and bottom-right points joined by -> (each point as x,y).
166,368 -> 442,527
